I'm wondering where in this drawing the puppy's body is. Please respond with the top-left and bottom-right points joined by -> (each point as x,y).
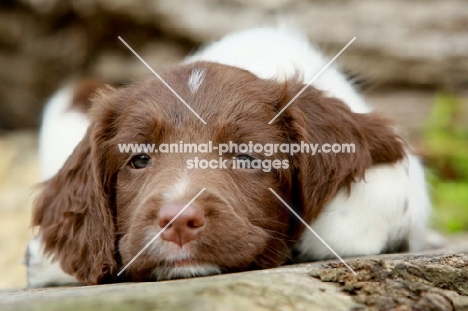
27,27 -> 431,287
186,27 -> 429,258
28,81 -> 98,287
185,27 -> 369,113
39,85 -> 89,181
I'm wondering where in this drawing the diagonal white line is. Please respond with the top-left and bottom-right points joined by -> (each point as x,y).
268,37 -> 356,125
118,36 -> 207,125
268,188 -> 357,275
117,188 -> 207,276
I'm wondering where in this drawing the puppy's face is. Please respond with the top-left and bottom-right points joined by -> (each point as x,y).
33,62 -> 405,284
108,63 -> 296,280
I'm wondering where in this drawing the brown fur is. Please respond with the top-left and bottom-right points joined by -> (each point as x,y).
32,62 -> 405,284
70,79 -> 104,112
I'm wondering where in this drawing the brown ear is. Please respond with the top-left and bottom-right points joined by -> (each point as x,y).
32,89 -> 118,285
276,82 -> 406,226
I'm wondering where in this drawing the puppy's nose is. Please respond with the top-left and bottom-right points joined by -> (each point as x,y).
159,203 -> 204,246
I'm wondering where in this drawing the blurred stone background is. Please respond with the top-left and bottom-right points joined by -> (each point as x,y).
0,0 -> 467,288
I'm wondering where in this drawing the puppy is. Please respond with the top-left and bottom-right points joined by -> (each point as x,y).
25,27 -> 431,287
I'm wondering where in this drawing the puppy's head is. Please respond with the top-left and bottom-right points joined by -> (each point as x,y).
32,62 -> 405,284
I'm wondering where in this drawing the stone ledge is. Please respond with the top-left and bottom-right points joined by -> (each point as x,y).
1,244 -> 467,311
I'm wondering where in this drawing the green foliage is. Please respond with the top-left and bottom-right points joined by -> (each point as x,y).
423,93 -> 468,232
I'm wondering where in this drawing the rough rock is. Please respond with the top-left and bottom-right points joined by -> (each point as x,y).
1,246 -> 468,311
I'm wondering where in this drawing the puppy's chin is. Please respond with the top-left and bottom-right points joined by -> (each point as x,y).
150,264 -> 222,281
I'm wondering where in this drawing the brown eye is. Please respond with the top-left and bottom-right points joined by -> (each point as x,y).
235,154 -> 256,169
236,154 -> 255,162
129,154 -> 151,169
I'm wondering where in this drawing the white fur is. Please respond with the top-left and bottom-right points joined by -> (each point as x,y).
25,236 -> 80,288
185,26 -> 370,113
163,174 -> 191,202
298,154 -> 431,260
146,231 -> 221,281
296,163 -> 411,259
39,85 -> 90,180
187,68 -> 205,94
406,155 -> 432,251
151,265 -> 222,281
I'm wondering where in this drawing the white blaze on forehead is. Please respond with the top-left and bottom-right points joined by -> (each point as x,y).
163,174 -> 191,201
187,68 -> 205,94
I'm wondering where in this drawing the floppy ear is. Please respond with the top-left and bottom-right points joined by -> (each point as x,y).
32,87 -> 119,285
276,82 -> 406,226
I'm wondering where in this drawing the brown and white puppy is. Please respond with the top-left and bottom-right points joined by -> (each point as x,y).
26,27 -> 431,287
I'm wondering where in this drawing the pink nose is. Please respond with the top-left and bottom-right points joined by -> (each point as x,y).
158,203 -> 205,246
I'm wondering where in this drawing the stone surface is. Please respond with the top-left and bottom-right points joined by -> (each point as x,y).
309,250 -> 468,311
1,247 -> 468,311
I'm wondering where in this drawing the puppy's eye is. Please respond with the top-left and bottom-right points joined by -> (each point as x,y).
235,154 -> 256,169
237,154 -> 255,162
129,154 -> 151,169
